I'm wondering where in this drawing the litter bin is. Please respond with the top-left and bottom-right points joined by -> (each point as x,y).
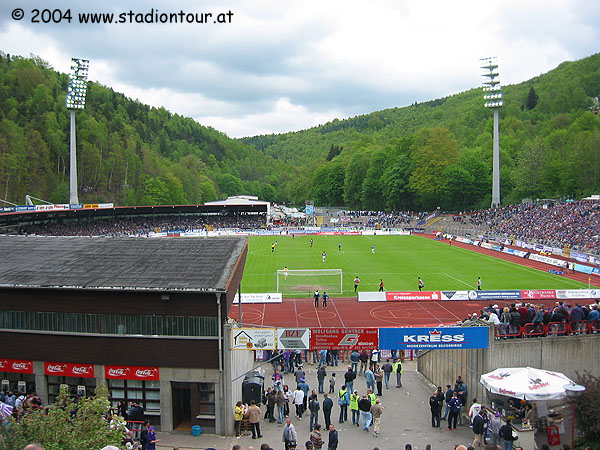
192,425 -> 202,436
242,369 -> 265,405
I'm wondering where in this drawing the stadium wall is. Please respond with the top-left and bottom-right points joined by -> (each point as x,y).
417,327 -> 600,404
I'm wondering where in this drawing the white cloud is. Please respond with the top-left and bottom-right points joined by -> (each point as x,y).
0,0 -> 598,137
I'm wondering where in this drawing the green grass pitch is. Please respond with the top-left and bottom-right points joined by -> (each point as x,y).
241,235 -> 591,296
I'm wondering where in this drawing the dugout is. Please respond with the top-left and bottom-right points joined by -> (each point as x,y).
0,235 -> 254,434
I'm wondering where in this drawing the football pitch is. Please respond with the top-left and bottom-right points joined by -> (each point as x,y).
241,235 -> 590,296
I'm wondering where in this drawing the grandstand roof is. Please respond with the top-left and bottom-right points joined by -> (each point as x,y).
0,235 -> 247,292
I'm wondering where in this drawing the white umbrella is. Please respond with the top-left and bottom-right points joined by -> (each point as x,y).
480,367 -> 575,401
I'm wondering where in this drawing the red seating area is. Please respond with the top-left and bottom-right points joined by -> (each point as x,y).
495,319 -> 600,338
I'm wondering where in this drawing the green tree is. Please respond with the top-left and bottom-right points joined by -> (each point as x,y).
381,154 -> 411,210
310,161 -> 345,206
142,176 -> 170,205
409,127 -> 459,209
343,150 -> 370,208
0,385 -> 123,450
525,86 -> 538,110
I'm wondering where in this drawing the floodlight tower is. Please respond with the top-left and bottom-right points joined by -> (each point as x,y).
481,57 -> 503,208
66,58 -> 89,205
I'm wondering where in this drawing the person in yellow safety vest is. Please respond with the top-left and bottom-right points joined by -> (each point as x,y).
393,358 -> 403,388
350,390 -> 360,426
338,385 -> 349,423
367,389 -> 376,405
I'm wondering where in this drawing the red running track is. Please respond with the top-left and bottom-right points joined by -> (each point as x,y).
229,297 -> 564,328
229,234 -> 597,328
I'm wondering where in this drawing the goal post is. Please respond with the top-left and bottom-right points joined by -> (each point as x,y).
277,269 -> 343,295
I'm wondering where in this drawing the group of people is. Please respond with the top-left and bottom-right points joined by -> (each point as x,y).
234,351 -> 405,448
463,200 -> 600,253
20,213 -> 267,237
460,300 -> 600,337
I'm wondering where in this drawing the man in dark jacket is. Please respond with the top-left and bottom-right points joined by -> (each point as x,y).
471,407 -> 487,448
429,390 -> 442,428
322,393 -> 333,430
442,384 -> 453,420
309,393 -> 320,432
344,366 -> 356,394
317,366 -> 327,394
327,424 -> 338,450
359,350 -> 369,375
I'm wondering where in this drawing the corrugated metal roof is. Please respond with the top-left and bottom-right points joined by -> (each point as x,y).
0,235 -> 246,292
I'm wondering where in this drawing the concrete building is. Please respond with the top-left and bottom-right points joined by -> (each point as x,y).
0,235 -> 253,434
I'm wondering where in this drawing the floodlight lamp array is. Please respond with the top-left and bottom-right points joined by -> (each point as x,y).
66,58 -> 89,110
481,56 -> 503,108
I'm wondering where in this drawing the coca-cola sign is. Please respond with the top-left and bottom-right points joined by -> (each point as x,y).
0,358 -> 34,374
44,362 -> 95,378
104,365 -> 159,381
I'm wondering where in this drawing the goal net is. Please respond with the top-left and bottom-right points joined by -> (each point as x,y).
276,269 -> 343,295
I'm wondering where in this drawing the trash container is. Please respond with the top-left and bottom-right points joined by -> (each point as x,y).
242,369 -> 265,405
192,425 -> 202,436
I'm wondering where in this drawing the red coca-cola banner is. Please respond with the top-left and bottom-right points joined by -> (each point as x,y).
104,365 -> 160,381
0,358 -> 34,374
44,362 -> 95,378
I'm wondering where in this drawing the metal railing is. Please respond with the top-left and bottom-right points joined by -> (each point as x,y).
0,310 -> 218,337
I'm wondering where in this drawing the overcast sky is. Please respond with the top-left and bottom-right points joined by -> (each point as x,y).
1,0 -> 599,138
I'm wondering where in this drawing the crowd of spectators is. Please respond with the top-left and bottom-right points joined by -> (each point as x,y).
19,214 -> 267,237
342,210 -> 429,228
459,300 -> 600,337
460,201 -> 600,253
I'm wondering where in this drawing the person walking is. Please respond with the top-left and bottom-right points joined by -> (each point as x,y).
322,291 -> 328,308
234,400 -> 244,438
283,419 -> 298,450
489,411 -> 503,446
381,359 -> 393,389
499,418 -> 518,450
364,366 -> 375,392
322,393 -> 333,430
327,424 -> 338,450
441,384 -> 453,420
446,392 -> 462,431
370,398 -> 384,437
358,394 -> 372,432
471,407 -> 488,448
310,424 -> 324,450
309,393 -> 320,432
350,351 -> 359,373
393,358 -> 403,388
337,385 -> 349,423
344,366 -> 356,394
276,389 -> 286,424
418,277 -> 424,291
378,279 -> 384,292
246,400 -> 263,439
350,390 -> 360,426
317,365 -> 327,394
353,276 -> 360,292
292,385 -> 305,419
374,364 -> 383,396
429,390 -> 442,429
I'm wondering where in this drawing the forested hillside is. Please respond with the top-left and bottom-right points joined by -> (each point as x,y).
0,52 -> 289,206
243,53 -> 600,210
1,51 -> 599,211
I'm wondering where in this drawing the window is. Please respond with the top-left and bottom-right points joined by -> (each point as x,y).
46,375 -> 96,403
0,373 -> 35,394
198,382 -> 215,415
108,379 -> 160,414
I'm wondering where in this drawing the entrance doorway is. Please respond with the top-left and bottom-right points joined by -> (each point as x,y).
172,382 -> 192,431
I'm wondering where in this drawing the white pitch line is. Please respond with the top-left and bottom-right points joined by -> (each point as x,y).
442,272 -> 473,289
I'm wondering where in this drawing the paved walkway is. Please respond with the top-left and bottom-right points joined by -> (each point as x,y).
155,361 -> 477,450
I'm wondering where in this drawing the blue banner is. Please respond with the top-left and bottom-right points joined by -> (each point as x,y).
379,326 -> 489,350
